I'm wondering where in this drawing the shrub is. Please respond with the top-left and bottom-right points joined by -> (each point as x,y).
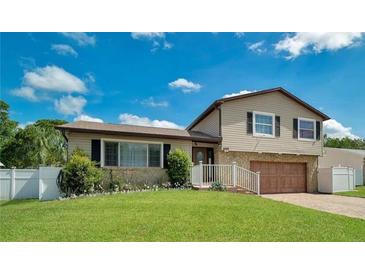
209,181 -> 226,192
167,149 -> 192,188
58,149 -> 103,196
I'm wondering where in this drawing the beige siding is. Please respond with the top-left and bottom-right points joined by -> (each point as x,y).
319,148 -> 364,169
66,132 -> 193,159
221,92 -> 324,155
191,109 -> 219,137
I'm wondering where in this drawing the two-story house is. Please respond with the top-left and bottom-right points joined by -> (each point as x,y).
57,87 -> 330,194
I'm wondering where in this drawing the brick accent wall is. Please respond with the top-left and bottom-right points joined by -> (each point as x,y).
215,150 -> 318,192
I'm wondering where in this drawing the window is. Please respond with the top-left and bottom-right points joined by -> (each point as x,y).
298,118 -> 315,141
148,144 -> 161,167
120,142 -> 147,167
103,140 -> 162,168
253,111 -> 274,137
104,142 -> 119,166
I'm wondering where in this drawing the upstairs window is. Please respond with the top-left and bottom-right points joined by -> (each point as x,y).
298,118 -> 315,141
253,111 -> 275,137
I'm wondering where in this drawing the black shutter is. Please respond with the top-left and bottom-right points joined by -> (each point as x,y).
247,112 -> 253,134
163,144 -> 171,169
293,118 -> 298,138
91,139 -> 101,166
275,116 -> 280,137
316,121 -> 321,140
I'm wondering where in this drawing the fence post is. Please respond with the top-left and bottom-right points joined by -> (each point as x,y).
10,167 -> 16,200
199,161 -> 203,187
256,172 -> 260,195
39,167 -> 43,201
348,167 -> 352,190
232,161 -> 237,187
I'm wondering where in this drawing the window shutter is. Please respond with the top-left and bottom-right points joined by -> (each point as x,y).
91,139 -> 101,166
293,118 -> 298,138
163,144 -> 171,169
316,121 -> 321,140
275,116 -> 280,137
247,112 -> 253,134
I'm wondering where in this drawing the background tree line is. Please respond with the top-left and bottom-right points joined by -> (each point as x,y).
0,99 -> 364,168
324,135 -> 365,150
0,100 -> 67,168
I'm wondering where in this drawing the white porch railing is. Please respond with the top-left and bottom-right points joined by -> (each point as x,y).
191,161 -> 260,195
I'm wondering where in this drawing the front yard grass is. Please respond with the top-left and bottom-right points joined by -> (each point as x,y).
1,190 -> 365,242
336,186 -> 365,198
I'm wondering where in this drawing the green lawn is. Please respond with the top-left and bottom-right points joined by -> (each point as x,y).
337,186 -> 365,198
1,190 -> 365,242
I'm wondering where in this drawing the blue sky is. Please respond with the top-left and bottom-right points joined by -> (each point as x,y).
1,32 -> 364,138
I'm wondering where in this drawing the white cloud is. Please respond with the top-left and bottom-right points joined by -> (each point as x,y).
73,114 -> 103,123
168,78 -> 202,94
10,87 -> 39,102
84,72 -> 95,83
324,119 -> 360,139
141,97 -> 169,108
51,44 -> 78,57
275,32 -> 363,59
18,121 -> 34,129
24,65 -> 86,93
234,32 -> 245,38
119,113 -> 183,129
131,32 -> 173,52
131,32 -> 165,40
54,95 -> 87,115
61,32 -> 96,46
247,41 -> 266,54
163,41 -> 173,50
223,90 -> 255,98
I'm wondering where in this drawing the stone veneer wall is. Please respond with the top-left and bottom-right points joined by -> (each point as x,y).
215,149 -> 318,192
103,167 -> 169,187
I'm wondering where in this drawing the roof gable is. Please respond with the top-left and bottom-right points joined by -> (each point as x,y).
186,87 -> 330,130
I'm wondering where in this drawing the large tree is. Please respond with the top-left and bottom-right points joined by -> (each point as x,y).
0,118 -> 67,168
0,100 -> 18,151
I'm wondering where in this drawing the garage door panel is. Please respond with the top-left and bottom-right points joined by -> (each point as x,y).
250,161 -> 307,194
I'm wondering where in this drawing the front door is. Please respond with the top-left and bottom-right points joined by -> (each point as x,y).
192,147 -> 214,165
193,147 -> 207,165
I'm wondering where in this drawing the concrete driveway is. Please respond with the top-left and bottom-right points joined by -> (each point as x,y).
262,193 -> 365,220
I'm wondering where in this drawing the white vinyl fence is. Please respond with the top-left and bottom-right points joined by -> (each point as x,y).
318,167 -> 355,193
0,167 -> 61,201
191,161 -> 260,194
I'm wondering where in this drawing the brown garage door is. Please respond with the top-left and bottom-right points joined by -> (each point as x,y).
250,161 -> 307,194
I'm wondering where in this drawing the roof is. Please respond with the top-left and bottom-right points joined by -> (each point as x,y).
186,87 -> 331,130
56,121 -> 220,143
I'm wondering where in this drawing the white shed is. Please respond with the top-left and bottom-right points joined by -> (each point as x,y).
319,148 -> 365,186
318,167 -> 355,193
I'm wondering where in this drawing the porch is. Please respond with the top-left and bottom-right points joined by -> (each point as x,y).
191,161 -> 261,194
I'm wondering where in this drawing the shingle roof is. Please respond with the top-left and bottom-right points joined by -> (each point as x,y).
56,121 -> 220,143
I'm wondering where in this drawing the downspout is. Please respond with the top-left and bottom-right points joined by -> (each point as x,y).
60,129 -> 69,161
